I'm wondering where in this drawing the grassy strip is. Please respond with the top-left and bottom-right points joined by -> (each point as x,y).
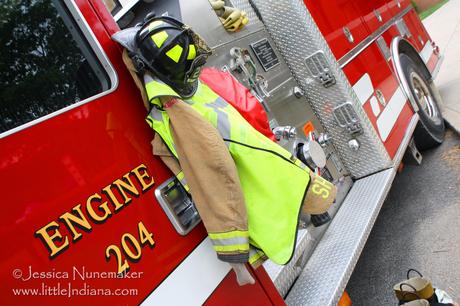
419,0 -> 450,19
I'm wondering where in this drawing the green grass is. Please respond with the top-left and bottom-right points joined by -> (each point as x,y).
419,0 -> 450,19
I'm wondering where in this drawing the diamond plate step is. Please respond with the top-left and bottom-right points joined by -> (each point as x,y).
285,168 -> 395,306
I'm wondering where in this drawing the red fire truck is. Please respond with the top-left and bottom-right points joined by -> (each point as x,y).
0,0 -> 444,305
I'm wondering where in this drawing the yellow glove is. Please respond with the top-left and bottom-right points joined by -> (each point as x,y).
210,0 -> 225,11
222,8 -> 242,28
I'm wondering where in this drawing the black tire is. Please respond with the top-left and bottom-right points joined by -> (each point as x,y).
400,54 -> 445,150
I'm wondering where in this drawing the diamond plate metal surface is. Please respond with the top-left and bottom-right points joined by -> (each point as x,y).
263,229 -> 311,297
263,176 -> 353,298
229,0 -> 262,25
285,169 -> 395,306
250,0 -> 392,178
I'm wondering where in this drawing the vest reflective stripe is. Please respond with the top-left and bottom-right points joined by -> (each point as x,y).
144,77 -> 311,265
249,248 -> 265,265
176,171 -> 190,192
145,75 -> 180,106
204,98 -> 232,146
146,110 -> 178,158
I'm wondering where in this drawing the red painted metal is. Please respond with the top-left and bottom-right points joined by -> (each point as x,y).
0,1 -> 281,305
304,0 -> 369,60
1,0 -> 441,304
342,41 -> 414,158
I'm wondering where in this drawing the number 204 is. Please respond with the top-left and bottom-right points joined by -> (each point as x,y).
105,221 -> 155,274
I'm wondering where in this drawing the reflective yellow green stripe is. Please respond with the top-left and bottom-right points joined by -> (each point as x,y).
294,158 -> 307,170
145,80 -> 180,98
166,44 -> 183,63
249,250 -> 265,264
208,231 -> 249,240
213,244 -> 249,252
148,20 -> 163,31
187,45 -> 196,60
151,31 -> 168,48
176,171 -> 190,192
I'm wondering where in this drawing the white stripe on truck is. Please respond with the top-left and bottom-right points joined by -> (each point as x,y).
352,73 -> 374,105
141,238 -> 231,306
376,87 -> 408,142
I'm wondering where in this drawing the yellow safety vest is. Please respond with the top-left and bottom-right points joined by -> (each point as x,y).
144,75 -> 311,265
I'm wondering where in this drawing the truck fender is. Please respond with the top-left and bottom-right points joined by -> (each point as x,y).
391,36 -> 432,113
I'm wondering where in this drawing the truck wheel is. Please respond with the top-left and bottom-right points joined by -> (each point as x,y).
400,54 -> 445,150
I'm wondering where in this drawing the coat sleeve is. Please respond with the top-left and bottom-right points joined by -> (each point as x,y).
165,99 -> 250,264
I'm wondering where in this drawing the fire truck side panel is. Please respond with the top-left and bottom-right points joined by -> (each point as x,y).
0,1 -> 282,305
343,41 -> 414,158
387,0 -> 412,15
402,10 -> 441,73
353,0 -> 393,33
303,0 -> 369,60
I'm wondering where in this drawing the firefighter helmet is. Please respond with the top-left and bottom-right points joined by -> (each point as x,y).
112,15 -> 211,98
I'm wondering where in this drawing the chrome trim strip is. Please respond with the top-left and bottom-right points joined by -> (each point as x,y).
114,0 -> 140,21
0,0 -> 119,139
430,54 -> 444,80
338,6 -> 413,68
390,36 -> 420,112
392,113 -> 419,166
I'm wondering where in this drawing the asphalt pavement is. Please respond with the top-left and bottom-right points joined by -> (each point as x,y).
346,130 -> 460,305
423,0 -> 460,133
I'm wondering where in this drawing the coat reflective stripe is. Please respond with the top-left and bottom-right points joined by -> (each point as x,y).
210,236 -> 249,248
176,171 -> 190,192
208,230 -> 249,240
204,97 -> 232,145
213,244 -> 250,252
141,238 -> 231,306
209,231 -> 249,252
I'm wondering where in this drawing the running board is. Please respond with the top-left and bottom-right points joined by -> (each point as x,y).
285,168 -> 396,306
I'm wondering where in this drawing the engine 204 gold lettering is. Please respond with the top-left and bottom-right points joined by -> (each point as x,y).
34,164 -> 155,259
105,221 -> 155,274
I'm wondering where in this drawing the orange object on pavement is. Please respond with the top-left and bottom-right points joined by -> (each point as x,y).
338,291 -> 352,306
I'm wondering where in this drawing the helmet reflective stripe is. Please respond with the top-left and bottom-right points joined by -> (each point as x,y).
166,44 -> 184,63
151,31 -> 168,48
187,45 -> 196,60
148,20 -> 163,31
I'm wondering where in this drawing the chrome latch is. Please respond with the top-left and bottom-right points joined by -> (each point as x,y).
333,102 -> 363,134
154,177 -> 201,236
229,47 -> 271,112
273,126 -> 297,141
304,51 -> 336,88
